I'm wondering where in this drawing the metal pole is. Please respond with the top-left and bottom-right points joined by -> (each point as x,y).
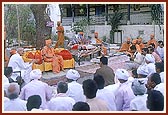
16,5 -> 20,46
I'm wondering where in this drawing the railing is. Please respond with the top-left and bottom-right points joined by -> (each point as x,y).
62,11 -> 164,26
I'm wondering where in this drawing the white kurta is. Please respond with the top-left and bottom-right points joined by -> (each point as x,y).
156,46 -> 164,60
66,81 -> 86,102
125,52 -> 144,70
4,98 -> 27,111
130,94 -> 149,111
154,83 -> 164,96
47,93 -> 75,111
96,88 -> 116,111
3,75 -> 9,91
8,53 -> 33,83
19,79 -> 52,109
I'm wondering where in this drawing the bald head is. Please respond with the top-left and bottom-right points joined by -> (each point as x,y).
150,34 -> 155,39
126,37 -> 131,44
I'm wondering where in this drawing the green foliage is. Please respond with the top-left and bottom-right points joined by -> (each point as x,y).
108,12 -> 124,43
150,4 -> 162,23
102,36 -> 107,42
109,12 -> 124,31
4,4 -> 36,46
71,17 -> 94,33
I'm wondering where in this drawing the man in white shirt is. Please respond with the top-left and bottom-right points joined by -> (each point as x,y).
48,81 -> 75,111
66,69 -> 86,102
93,74 -> 116,111
8,47 -> 36,84
130,79 -> 149,111
19,69 -> 52,110
115,69 -> 135,111
4,83 -> 27,111
83,79 -> 109,111
156,41 -> 164,61
126,45 -> 144,70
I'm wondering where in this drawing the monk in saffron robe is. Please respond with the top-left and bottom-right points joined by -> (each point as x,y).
42,39 -> 64,73
118,37 -> 131,52
147,34 -> 158,48
127,39 -> 141,57
137,37 -> 145,51
94,32 -> 107,56
55,21 -> 64,48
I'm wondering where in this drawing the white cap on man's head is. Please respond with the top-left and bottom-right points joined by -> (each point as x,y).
66,69 -> 80,81
145,54 -> 155,63
131,79 -> 147,95
137,66 -> 149,76
30,69 -> 42,80
115,69 -> 130,80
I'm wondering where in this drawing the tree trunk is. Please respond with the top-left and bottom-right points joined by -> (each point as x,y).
30,4 -> 52,50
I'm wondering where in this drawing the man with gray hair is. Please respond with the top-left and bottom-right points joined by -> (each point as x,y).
4,83 -> 27,111
47,81 -> 75,111
8,47 -> 37,84
130,79 -> 149,111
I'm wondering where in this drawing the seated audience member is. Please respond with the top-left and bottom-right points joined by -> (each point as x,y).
94,56 -> 115,86
138,54 -> 156,77
93,74 -> 116,111
66,69 -> 86,102
147,90 -> 164,111
48,81 -> 75,111
130,79 -> 148,111
132,69 -> 138,78
146,73 -> 164,96
125,45 -> 144,70
72,102 -> 90,111
42,39 -> 64,73
26,95 -> 42,111
4,83 -> 27,111
115,69 -> 135,111
155,62 -> 164,83
4,67 -> 14,83
8,47 -> 36,84
19,69 -> 52,110
82,79 -> 109,111
118,37 -> 131,52
148,46 -> 162,63
156,41 -> 164,61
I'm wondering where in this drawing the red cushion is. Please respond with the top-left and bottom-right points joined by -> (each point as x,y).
71,44 -> 78,50
27,52 -> 35,59
58,50 -> 72,60
34,51 -> 43,64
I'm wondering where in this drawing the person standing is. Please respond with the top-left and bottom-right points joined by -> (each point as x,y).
55,21 -> 64,48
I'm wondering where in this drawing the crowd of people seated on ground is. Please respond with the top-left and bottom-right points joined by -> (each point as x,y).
3,33 -> 164,111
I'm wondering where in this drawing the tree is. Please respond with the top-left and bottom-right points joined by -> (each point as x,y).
109,12 -> 124,43
30,4 -> 52,49
4,4 -> 36,46
150,4 -> 163,31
